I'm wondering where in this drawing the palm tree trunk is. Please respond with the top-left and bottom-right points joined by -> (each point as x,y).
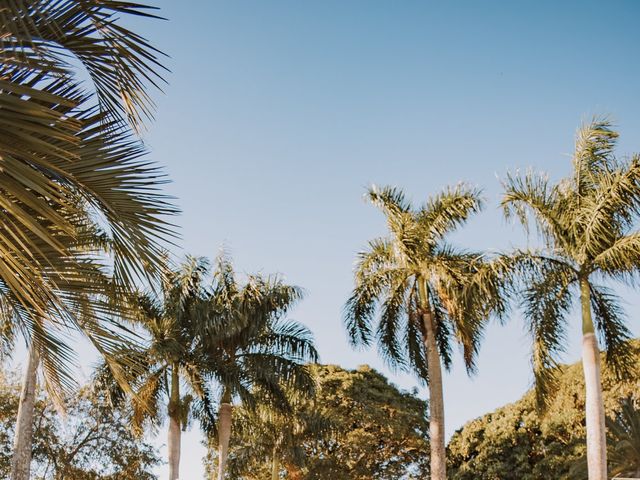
168,365 -> 181,480
217,388 -> 233,480
271,446 -> 279,480
580,277 -> 607,480
11,345 -> 39,480
418,281 -> 446,480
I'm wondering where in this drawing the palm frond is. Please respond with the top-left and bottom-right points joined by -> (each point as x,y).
502,170 -> 571,250
418,183 -> 484,244
588,284 -> 633,379
521,261 -> 576,410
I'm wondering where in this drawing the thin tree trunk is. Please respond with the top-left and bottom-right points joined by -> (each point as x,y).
217,388 -> 233,480
11,345 -> 39,480
168,365 -> 181,480
580,277 -> 607,480
271,446 -> 279,480
418,280 -> 446,480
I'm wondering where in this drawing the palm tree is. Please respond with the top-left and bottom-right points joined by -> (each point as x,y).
203,255 -> 319,480
3,2 -> 175,479
96,257 -> 218,480
501,119 -> 639,480
344,185 -> 507,480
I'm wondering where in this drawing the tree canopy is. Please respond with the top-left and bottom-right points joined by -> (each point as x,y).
447,341 -> 640,480
211,363 -> 430,480
0,372 -> 160,480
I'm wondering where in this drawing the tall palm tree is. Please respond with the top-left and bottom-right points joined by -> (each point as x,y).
344,185 -> 507,480
2,2 -> 175,478
203,255 -> 318,480
95,257 -> 218,480
501,119 -> 639,480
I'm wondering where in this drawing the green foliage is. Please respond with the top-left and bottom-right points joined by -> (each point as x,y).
0,372 -> 160,479
212,364 -> 430,479
447,342 -> 640,480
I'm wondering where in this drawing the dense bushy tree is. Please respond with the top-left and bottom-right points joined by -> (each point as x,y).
209,364 -> 430,480
448,342 -> 640,480
0,373 -> 160,479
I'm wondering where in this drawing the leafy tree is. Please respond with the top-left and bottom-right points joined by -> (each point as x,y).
96,257 -> 217,480
501,119 -> 640,479
447,342 -> 640,480
2,2 -> 175,478
207,393 -> 331,480
201,255 -> 318,480
212,364 -> 430,480
0,372 -> 161,479
344,185 -> 507,480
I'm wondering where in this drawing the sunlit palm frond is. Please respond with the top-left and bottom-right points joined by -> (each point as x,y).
578,155 -> 640,260
593,232 -> 640,283
572,118 -> 619,196
1,0 -> 167,130
502,170 -> 571,250
418,183 -> 483,244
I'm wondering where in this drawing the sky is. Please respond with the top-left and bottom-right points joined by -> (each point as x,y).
30,1 -> 640,478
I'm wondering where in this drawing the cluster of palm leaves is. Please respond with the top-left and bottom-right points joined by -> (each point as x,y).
95,254 -> 318,480
345,120 -> 640,480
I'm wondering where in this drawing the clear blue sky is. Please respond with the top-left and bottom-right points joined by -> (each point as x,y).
120,1 -> 640,477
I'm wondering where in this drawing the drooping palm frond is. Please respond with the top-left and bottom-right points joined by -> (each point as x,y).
502,170 -> 572,251
1,0 -> 167,130
344,238 -> 401,349
520,260 -> 576,409
593,231 -> 640,283
588,284 -> 633,379
375,273 -> 410,370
